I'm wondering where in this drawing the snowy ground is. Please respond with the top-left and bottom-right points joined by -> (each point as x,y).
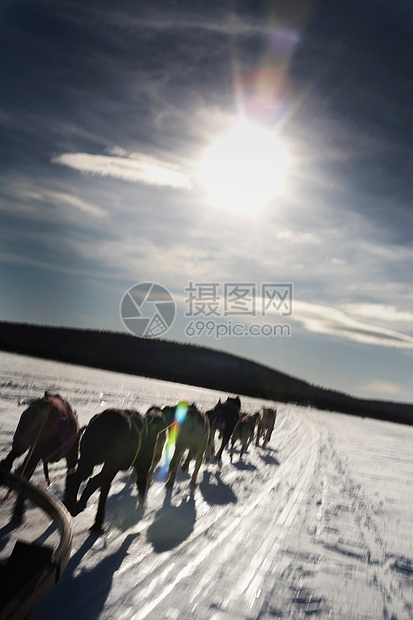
0,352 -> 412,619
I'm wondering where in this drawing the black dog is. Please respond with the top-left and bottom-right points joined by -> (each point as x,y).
205,396 -> 241,468
65,407 -> 167,531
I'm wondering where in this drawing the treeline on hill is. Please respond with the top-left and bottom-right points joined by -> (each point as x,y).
0,321 -> 411,425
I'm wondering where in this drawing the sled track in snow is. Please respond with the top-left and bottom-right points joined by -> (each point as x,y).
125,412 -> 320,619
317,427 -> 413,619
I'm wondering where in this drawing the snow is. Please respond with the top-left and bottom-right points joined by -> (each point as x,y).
0,351 -> 412,619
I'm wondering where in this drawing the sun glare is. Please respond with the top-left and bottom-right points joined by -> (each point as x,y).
198,119 -> 289,214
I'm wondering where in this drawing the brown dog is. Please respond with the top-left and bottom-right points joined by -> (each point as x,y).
230,412 -> 260,460
163,403 -> 210,489
0,391 -> 80,522
255,407 -> 277,447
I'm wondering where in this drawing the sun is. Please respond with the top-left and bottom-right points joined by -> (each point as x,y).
198,119 -> 290,214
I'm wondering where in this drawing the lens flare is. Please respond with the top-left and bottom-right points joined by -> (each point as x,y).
175,401 -> 189,425
157,402 -> 189,482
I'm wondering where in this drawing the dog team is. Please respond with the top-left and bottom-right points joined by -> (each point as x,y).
0,391 -> 277,531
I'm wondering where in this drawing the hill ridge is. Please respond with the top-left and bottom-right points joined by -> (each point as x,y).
0,321 -> 411,425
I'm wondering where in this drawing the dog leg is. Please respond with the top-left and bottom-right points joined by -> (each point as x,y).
230,438 -> 235,461
12,449 -> 41,522
64,458 -> 94,512
73,465 -> 116,519
166,445 -> 184,488
92,481 -> 112,533
204,433 -> 215,463
182,449 -> 196,472
190,450 -> 205,486
240,442 -> 246,460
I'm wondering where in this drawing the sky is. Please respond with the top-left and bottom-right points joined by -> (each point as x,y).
1,0 -> 412,402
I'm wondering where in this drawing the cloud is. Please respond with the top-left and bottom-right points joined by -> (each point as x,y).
360,380 -> 401,395
19,188 -> 107,218
280,300 -> 413,349
340,303 -> 413,323
1,184 -> 109,233
47,191 -> 107,217
72,235 -> 217,284
68,6 -> 298,38
52,150 -> 191,189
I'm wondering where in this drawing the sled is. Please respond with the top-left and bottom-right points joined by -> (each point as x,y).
0,471 -> 72,620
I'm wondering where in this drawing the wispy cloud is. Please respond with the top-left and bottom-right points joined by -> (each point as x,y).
46,190 -> 107,218
282,300 -> 413,349
52,150 -> 191,189
340,303 -> 413,324
66,6 -> 296,38
3,184 -> 108,221
23,189 -> 106,218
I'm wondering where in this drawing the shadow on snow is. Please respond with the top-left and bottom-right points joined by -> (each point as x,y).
32,532 -> 139,620
199,470 -> 237,506
146,488 -> 196,553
